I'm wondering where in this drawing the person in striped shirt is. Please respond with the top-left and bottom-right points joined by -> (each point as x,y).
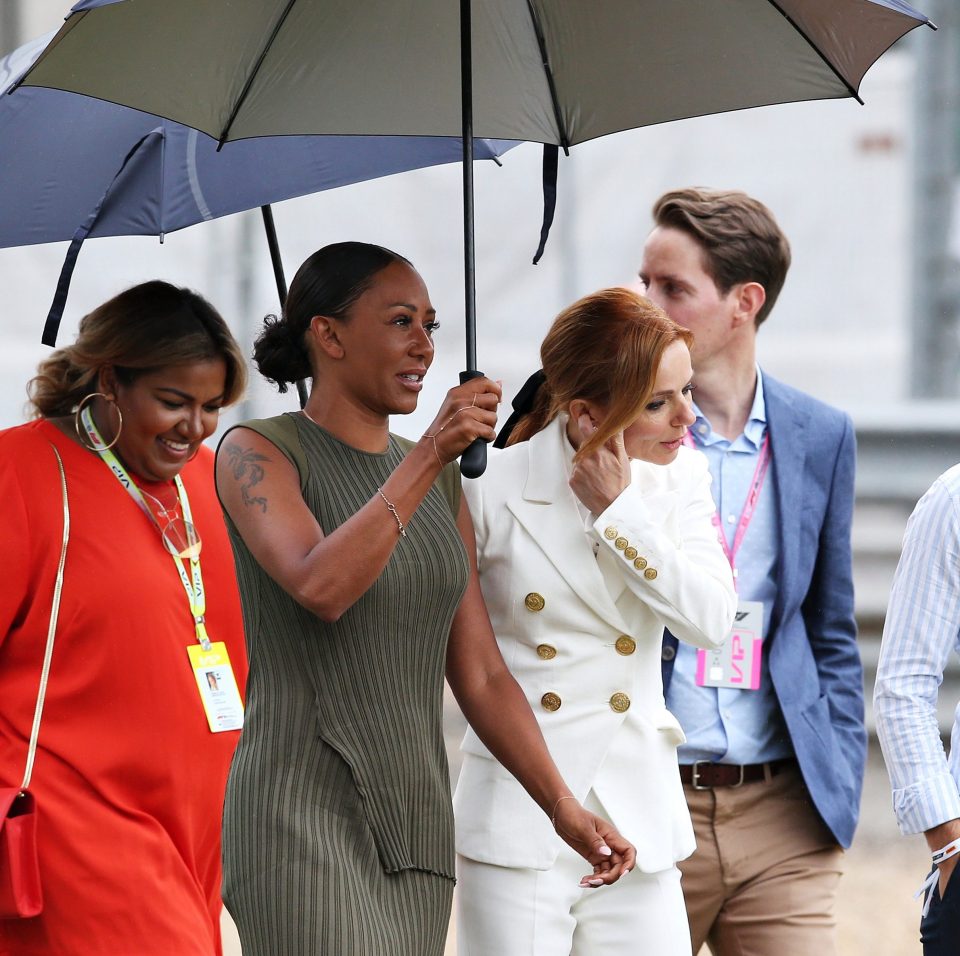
876,464 -> 960,954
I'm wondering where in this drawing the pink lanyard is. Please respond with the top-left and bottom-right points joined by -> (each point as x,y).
684,431 -> 772,586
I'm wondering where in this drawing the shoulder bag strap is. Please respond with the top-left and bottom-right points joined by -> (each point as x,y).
20,444 -> 70,791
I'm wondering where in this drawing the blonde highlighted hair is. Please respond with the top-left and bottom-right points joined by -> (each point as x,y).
27,281 -> 247,418
507,288 -> 692,461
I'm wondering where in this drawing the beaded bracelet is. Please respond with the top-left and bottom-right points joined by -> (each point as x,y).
377,488 -> 406,538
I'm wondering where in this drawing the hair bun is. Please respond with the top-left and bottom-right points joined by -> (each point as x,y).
253,313 -> 310,393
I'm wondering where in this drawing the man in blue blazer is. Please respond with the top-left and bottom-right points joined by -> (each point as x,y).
639,187 -> 866,956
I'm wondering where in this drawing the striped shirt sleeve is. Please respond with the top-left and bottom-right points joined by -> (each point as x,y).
874,466 -> 960,835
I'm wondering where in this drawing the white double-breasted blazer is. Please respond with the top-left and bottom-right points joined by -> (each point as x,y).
453,415 -> 736,872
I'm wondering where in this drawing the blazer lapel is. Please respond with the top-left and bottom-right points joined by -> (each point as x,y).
764,376 -> 807,639
506,419 -> 630,632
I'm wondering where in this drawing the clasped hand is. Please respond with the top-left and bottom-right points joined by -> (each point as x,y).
552,797 -> 636,887
568,413 -> 631,515
421,378 -> 501,466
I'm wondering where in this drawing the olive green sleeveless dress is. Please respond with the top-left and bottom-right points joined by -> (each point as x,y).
220,413 -> 469,955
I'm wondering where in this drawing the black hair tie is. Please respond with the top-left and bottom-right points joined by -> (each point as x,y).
493,369 -> 546,449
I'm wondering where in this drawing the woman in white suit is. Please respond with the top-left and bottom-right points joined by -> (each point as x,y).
454,288 -> 737,955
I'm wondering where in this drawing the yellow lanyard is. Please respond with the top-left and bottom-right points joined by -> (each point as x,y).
81,407 -> 212,650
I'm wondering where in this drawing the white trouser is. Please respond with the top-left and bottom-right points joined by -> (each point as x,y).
456,794 -> 692,956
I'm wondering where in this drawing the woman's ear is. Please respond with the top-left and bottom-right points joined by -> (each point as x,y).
567,398 -> 603,426
308,315 -> 345,360
96,365 -> 118,399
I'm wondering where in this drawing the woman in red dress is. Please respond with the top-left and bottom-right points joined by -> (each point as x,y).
0,281 -> 248,955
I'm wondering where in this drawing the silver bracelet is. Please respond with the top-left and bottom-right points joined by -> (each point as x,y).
550,795 -> 577,830
377,488 -> 407,538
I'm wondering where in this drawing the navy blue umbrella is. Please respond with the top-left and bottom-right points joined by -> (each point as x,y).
0,24 -> 517,363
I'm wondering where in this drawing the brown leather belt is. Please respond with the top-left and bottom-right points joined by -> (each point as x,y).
679,758 -> 796,790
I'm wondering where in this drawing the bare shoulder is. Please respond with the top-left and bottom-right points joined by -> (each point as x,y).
216,426 -> 299,517
215,424 -> 325,589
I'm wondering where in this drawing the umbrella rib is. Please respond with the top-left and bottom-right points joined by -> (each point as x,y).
765,0 -> 864,105
524,0 -> 570,152
217,0 -> 301,148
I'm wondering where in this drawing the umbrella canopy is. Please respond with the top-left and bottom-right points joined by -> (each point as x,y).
0,27 -> 516,352
19,0 -> 933,148
14,0 -> 933,473
0,31 -> 515,248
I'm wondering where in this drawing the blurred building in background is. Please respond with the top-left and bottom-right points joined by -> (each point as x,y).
912,0 -> 960,400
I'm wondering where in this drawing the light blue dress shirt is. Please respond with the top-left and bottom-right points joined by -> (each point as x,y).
666,369 -> 793,765
875,464 -> 960,835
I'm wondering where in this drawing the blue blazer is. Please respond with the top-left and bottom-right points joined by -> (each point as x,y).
662,373 -> 866,848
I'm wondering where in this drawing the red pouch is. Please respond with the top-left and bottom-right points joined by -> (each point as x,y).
0,788 -> 42,918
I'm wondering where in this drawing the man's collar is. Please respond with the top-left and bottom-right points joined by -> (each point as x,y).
692,366 -> 767,448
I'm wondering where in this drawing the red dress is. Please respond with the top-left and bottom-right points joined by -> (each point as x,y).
0,420 -> 247,956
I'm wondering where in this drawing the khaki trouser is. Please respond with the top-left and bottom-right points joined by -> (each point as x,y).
680,763 -> 844,956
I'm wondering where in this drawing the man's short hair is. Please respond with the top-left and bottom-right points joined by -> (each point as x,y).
652,188 -> 791,327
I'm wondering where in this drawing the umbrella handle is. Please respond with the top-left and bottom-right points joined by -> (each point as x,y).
458,369 -> 487,479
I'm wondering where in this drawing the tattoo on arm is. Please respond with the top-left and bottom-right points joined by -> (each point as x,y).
224,442 -> 269,512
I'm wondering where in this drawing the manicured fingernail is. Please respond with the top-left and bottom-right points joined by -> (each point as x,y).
588,878 -> 604,886
598,844 -> 612,856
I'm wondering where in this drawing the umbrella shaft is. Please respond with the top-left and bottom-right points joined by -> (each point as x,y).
260,205 -> 288,305
461,0 -> 477,373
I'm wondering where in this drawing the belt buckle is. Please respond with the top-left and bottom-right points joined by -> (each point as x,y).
691,760 -> 712,790
691,761 -> 746,789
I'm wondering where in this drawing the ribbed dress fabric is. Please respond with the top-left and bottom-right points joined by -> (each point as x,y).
220,413 -> 468,956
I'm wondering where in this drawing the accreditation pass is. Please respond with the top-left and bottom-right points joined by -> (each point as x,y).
695,600 -> 764,690
187,642 -> 244,732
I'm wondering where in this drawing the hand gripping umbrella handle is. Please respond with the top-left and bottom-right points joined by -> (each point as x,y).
458,370 -> 487,479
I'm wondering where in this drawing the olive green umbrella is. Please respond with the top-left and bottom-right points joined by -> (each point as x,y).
18,0 -> 934,474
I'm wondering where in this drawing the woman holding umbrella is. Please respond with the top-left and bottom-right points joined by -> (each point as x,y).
453,288 -> 737,954
215,241 -> 635,955
0,281 -> 248,955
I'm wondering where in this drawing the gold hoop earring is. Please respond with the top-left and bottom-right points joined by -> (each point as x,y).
74,392 -> 123,451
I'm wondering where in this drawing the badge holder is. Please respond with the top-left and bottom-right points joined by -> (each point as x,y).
696,600 -> 764,690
